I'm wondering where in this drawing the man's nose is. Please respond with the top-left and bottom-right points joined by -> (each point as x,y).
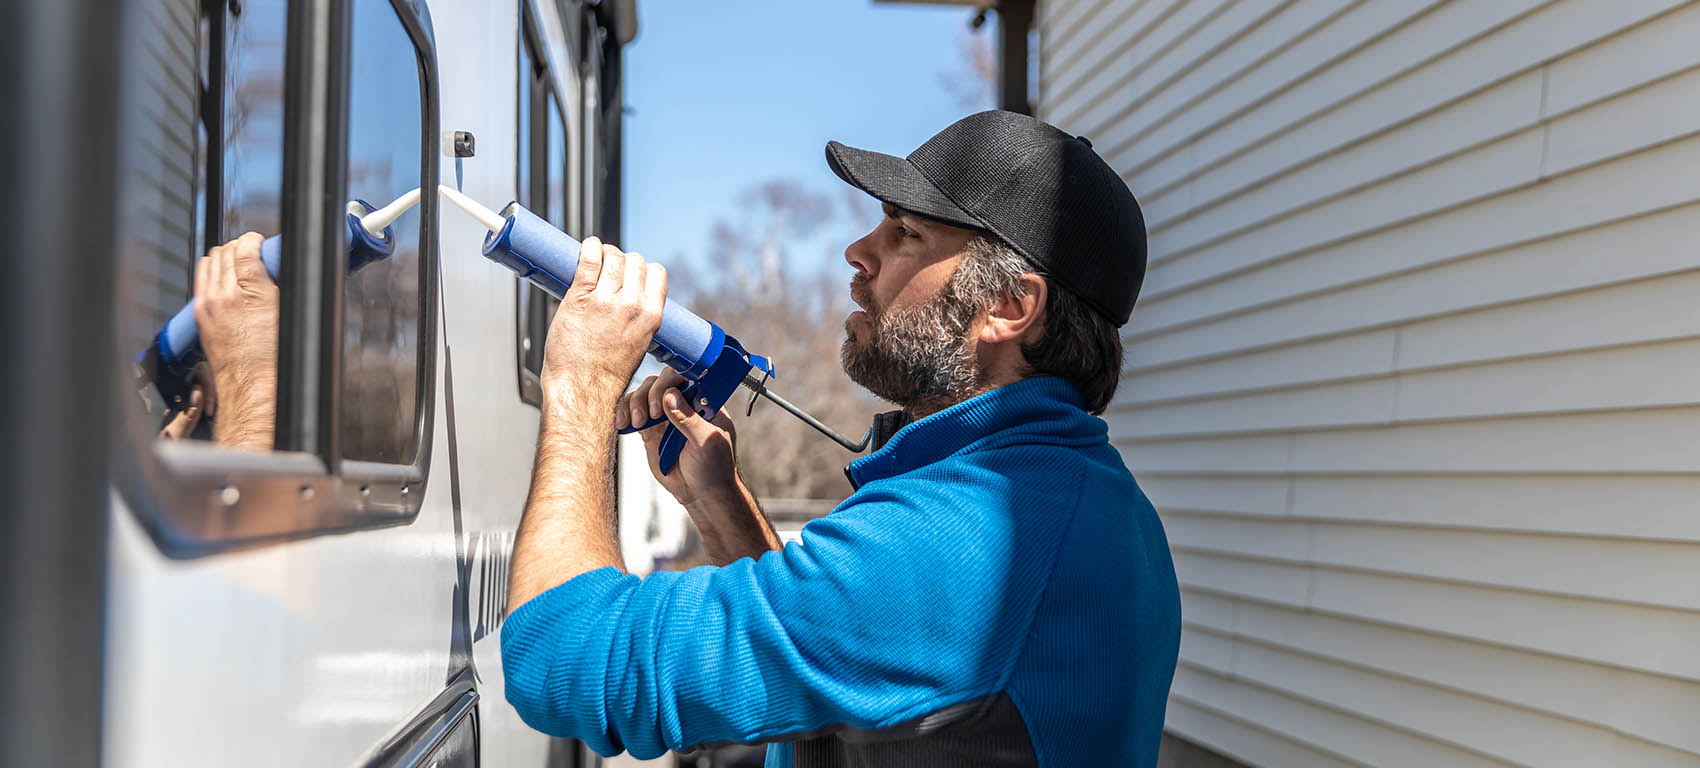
844,230 -> 877,277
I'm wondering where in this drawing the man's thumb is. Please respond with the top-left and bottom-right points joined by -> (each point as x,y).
662,388 -> 720,445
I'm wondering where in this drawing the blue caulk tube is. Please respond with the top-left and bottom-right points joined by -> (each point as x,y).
466,198 -> 725,379
142,189 -> 422,408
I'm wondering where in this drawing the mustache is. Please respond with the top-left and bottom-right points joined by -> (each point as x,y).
849,274 -> 875,313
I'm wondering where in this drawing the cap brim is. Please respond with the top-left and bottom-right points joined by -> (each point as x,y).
825,141 -> 984,230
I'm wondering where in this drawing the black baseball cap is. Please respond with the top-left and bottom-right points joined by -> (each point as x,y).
826,109 -> 1147,326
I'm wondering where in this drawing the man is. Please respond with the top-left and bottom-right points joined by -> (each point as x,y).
502,110 -> 1181,766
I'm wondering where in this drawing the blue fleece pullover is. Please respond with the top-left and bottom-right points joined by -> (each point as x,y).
500,376 -> 1182,765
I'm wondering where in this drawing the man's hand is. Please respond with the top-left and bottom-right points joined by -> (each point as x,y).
615,370 -> 781,564
615,367 -> 742,507
538,236 -> 667,410
158,384 -> 207,440
194,232 -> 278,451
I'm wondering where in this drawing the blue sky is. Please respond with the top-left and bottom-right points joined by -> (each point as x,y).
622,0 -> 995,278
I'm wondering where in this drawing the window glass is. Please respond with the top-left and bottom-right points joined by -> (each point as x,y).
221,0 -> 287,244
547,93 -> 567,229
341,0 -> 425,463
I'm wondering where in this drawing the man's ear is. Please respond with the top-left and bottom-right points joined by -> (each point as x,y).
980,274 -> 1047,345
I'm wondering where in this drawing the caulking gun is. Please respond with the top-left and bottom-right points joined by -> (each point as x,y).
439,185 -> 871,474
138,189 -> 423,410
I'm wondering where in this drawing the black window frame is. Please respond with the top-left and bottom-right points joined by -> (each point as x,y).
114,0 -> 443,558
197,0 -> 228,264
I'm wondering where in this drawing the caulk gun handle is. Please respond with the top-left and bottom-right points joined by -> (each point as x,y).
614,381 -> 724,476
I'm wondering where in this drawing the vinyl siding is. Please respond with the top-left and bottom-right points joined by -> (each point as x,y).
1035,1 -> 1700,765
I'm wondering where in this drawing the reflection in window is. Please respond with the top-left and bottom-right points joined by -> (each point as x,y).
342,0 -> 425,464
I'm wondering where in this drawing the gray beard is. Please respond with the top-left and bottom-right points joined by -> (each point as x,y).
840,275 -> 984,415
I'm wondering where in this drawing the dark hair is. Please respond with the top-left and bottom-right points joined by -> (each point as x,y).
962,234 -> 1124,414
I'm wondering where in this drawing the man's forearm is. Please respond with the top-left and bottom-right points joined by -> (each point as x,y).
685,474 -> 781,566
212,372 -> 275,451
508,383 -> 627,614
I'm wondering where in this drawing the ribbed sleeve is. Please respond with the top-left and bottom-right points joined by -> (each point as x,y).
500,566 -> 636,754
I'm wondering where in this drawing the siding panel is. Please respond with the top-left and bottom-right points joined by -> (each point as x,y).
1165,699 -> 1365,768
1041,0 -> 1700,762
1084,0 -> 1359,174
1211,601 -> 1700,755
1045,0 -> 1229,128
1172,665 -> 1514,767
1125,201 -> 1700,354
1063,1 -> 1293,144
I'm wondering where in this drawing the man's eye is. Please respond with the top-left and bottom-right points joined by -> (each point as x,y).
895,224 -> 915,239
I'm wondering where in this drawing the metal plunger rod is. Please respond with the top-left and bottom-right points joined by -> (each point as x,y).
743,373 -> 872,452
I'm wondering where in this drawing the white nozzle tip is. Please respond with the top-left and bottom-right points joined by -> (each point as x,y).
437,184 -> 507,232
358,187 -> 424,236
